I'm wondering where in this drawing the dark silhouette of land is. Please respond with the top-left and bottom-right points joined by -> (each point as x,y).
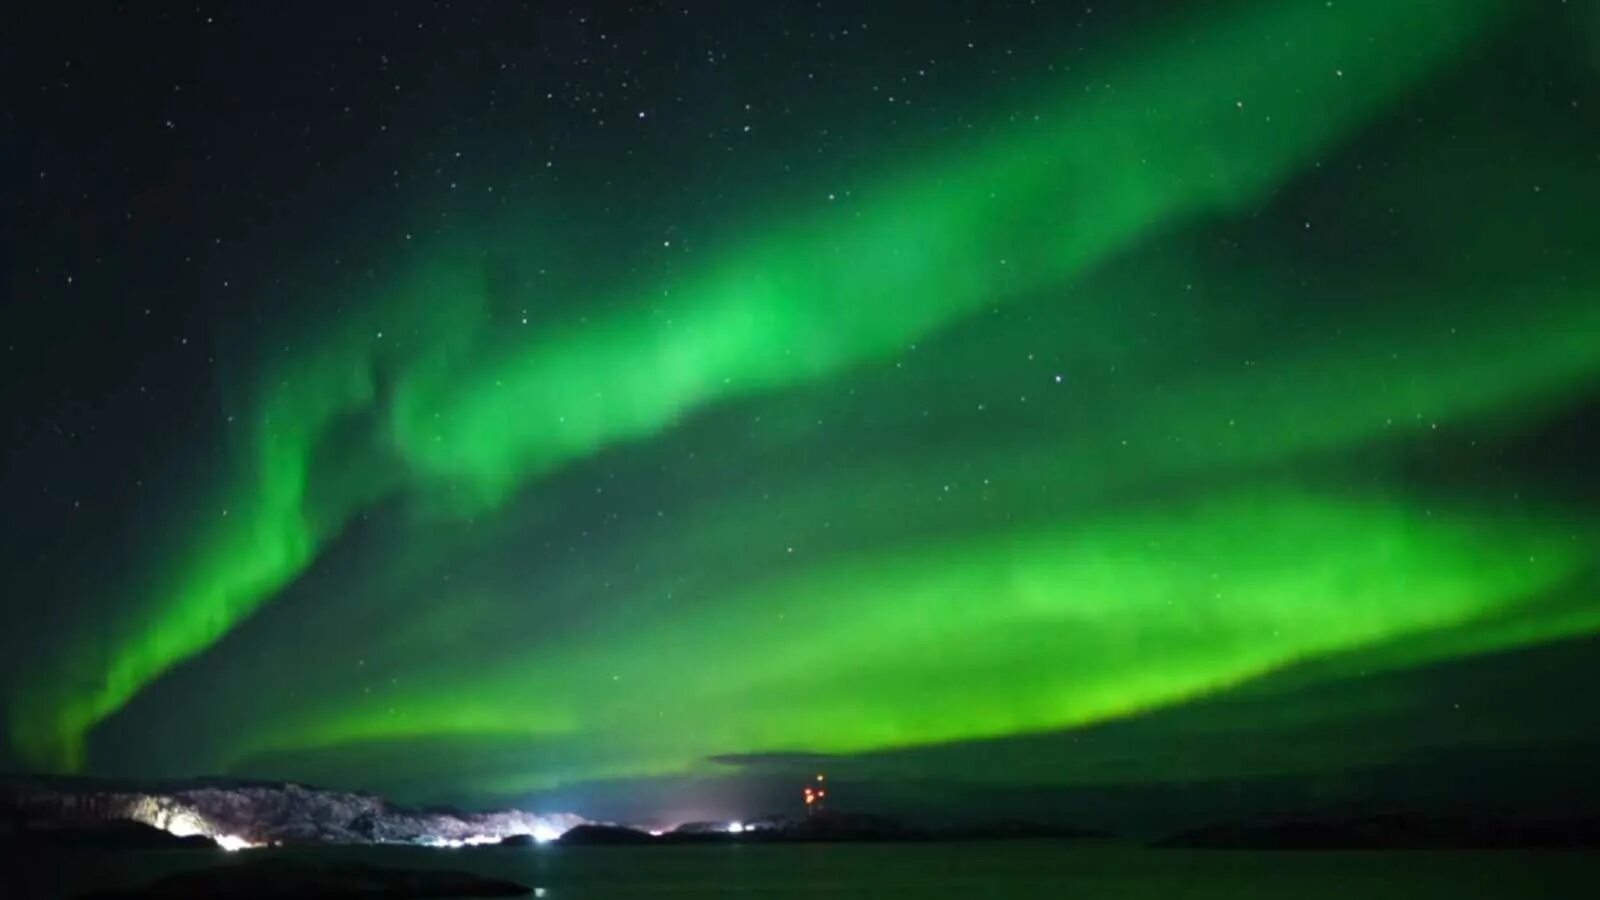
555,811 -> 1109,845
0,818 -> 218,851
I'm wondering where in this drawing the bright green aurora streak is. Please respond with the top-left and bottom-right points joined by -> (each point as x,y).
12,0 -> 1600,799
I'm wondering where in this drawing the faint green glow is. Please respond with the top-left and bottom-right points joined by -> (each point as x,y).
21,0 -> 1600,793
384,0 -> 1512,504
223,488 -> 1591,792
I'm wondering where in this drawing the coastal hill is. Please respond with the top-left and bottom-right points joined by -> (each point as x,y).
0,775 -> 581,848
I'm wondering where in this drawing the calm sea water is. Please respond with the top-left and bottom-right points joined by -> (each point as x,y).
13,842 -> 1600,899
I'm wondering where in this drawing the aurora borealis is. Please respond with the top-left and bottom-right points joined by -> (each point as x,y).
3,0 -> 1599,827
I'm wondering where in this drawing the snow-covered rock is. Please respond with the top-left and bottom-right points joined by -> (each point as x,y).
1,776 -> 583,847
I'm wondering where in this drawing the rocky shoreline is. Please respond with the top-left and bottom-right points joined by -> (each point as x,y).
0,775 -> 581,848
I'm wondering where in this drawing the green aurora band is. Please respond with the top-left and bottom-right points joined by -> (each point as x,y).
12,0 -> 1600,795
221,489 -> 1595,794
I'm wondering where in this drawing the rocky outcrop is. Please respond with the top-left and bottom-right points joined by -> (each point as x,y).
0,776 -> 582,848
555,824 -> 655,845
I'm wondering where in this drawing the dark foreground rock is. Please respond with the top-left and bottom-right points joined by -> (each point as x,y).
1158,813 -> 1600,849
80,859 -> 530,899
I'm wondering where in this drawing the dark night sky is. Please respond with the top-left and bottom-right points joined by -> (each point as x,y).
3,1 -> 1599,830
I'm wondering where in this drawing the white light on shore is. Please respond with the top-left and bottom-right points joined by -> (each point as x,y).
727,821 -> 745,834
214,834 -> 258,852
421,833 -> 503,849
153,809 -> 208,838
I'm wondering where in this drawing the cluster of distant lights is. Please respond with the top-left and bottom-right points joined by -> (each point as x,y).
719,772 -> 828,834
803,773 -> 827,811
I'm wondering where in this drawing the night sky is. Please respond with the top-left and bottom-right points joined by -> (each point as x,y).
3,1 -> 1599,831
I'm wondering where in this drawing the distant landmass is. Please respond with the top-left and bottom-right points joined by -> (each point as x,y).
560,811 -> 1109,844
3,774 -> 1119,850
0,775 -> 581,848
556,823 -> 659,845
16,773 -> 1590,854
